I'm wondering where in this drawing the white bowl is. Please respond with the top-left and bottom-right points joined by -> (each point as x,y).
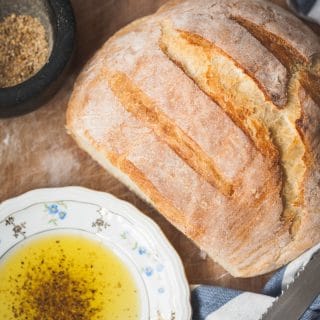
0,186 -> 191,320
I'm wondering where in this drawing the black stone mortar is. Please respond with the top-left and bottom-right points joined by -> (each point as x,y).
0,0 -> 75,117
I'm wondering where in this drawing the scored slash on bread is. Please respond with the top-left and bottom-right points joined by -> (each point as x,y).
67,0 -> 320,277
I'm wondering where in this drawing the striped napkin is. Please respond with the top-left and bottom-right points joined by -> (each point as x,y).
191,244 -> 320,320
288,0 -> 320,22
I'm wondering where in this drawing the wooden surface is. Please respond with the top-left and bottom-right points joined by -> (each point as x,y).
0,0 -> 317,293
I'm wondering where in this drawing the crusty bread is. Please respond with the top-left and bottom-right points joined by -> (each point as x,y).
67,0 -> 320,277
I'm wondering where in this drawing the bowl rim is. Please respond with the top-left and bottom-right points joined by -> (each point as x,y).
0,0 -> 75,112
0,186 -> 192,319
0,228 -> 151,319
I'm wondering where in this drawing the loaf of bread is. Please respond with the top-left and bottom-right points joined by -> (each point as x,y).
67,0 -> 320,277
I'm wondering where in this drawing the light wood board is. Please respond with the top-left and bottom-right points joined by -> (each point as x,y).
0,0 -> 318,293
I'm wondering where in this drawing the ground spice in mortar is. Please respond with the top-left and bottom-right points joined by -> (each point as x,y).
0,14 -> 49,88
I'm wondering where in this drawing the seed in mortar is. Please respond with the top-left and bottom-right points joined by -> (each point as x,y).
0,14 -> 49,88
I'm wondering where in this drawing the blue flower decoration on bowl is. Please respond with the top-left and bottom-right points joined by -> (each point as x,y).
156,264 -> 164,272
158,287 -> 165,294
46,203 -> 67,221
58,211 -> 67,220
138,246 -> 147,255
48,204 -> 59,214
145,266 -> 153,277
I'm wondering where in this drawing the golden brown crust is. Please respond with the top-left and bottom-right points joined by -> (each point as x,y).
108,71 -> 233,196
299,68 -> 320,107
230,15 -> 307,69
67,0 -> 320,277
161,28 -> 280,160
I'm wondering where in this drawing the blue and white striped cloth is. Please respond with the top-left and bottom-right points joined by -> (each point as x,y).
288,0 -> 320,23
191,244 -> 320,320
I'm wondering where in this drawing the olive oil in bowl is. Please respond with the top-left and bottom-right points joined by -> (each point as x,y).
0,232 -> 140,320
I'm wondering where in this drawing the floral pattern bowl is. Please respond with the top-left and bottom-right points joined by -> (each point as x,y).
0,187 -> 191,320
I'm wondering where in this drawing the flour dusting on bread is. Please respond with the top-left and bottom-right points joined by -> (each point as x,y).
67,0 -> 320,277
